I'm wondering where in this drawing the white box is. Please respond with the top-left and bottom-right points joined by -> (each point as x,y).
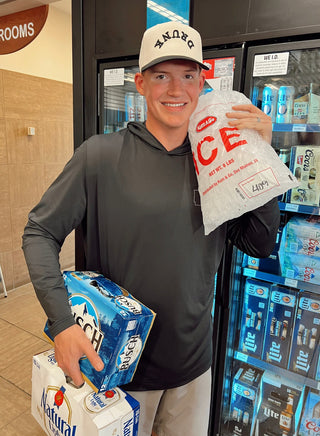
32,349 -> 140,436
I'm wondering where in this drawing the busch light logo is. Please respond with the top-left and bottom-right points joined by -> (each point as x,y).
115,296 -> 142,315
117,335 -> 142,371
69,294 -> 104,353
41,387 -> 77,436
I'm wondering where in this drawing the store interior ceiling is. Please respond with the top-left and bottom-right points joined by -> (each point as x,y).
0,0 -> 71,17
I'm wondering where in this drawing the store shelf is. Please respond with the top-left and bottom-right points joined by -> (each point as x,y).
234,351 -> 320,390
273,123 -> 320,132
279,201 -> 320,215
242,267 -> 320,294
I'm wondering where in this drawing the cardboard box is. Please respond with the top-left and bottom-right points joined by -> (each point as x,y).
44,271 -> 156,392
299,388 -> 320,435
288,292 -> 320,379
238,279 -> 271,359
227,364 -> 264,436
255,371 -> 305,436
287,146 -> 320,207
262,286 -> 297,369
32,349 -> 140,436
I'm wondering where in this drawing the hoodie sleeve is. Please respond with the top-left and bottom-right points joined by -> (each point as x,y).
22,142 -> 88,338
227,196 -> 280,258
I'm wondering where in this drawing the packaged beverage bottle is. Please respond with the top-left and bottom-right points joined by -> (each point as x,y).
293,85 -> 309,124
135,94 -> 145,122
276,86 -> 295,123
262,85 -> 278,122
279,394 -> 294,433
308,83 -> 320,124
250,85 -> 259,107
125,92 -> 136,123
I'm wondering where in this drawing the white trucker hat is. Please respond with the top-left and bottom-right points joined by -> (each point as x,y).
139,21 -> 209,72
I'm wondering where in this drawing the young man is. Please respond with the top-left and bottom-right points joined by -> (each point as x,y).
23,22 -> 279,436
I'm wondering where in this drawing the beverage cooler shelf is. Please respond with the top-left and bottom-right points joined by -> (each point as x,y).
242,267 -> 320,295
279,201 -> 320,215
234,351 -> 320,390
273,123 -> 320,132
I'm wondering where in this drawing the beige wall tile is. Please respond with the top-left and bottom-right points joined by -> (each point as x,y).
6,119 -> 44,164
0,119 -> 7,164
11,205 -> 30,251
0,251 -> 13,291
0,70 -> 4,119
0,206 -> 12,252
3,70 -> 43,120
0,163 -> 10,203
40,79 -> 73,121
43,120 -> 73,163
9,163 -> 45,208
12,248 -> 31,288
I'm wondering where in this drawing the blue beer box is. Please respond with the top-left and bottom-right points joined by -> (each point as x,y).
239,278 -> 271,359
44,271 -> 156,392
299,389 -> 320,435
288,292 -> 320,379
228,363 -> 264,436
262,286 -> 297,369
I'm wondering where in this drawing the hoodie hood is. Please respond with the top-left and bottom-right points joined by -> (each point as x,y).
127,121 -> 192,156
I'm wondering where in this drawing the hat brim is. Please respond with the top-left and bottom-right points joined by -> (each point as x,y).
141,55 -> 210,72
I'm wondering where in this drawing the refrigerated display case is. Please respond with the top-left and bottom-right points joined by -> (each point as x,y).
213,39 -> 320,436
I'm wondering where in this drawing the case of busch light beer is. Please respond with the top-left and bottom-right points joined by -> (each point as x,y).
299,388 -> 320,435
32,349 -> 140,436
255,371 -> 304,436
227,363 -> 264,436
262,286 -> 297,369
238,278 -> 271,359
288,292 -> 320,380
43,271 -> 156,392
287,146 -> 320,207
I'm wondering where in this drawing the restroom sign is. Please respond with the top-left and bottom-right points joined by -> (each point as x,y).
0,5 -> 48,55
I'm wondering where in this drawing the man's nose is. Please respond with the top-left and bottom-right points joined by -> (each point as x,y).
167,77 -> 183,95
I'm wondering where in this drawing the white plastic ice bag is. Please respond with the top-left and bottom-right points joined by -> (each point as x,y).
188,90 -> 298,235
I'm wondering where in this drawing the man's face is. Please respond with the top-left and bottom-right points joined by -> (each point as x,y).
135,60 -> 205,137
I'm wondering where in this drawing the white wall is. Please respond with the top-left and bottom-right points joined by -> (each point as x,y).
0,5 -> 72,83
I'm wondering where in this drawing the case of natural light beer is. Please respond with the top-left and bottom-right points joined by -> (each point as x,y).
43,271 -> 156,392
31,349 -> 140,436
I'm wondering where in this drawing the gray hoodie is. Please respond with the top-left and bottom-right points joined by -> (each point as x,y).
22,122 -> 280,390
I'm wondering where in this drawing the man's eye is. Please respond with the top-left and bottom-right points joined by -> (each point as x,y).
156,74 -> 166,80
185,74 -> 195,79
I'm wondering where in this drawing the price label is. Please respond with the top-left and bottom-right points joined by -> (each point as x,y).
244,268 -> 256,278
235,352 -> 248,363
284,278 -> 298,288
285,203 -> 299,212
239,167 -> 279,198
292,124 -> 307,132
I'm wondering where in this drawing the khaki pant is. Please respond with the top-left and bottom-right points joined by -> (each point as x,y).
127,368 -> 212,436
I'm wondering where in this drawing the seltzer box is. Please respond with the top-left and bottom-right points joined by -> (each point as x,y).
288,292 -> 320,379
238,279 -> 271,359
287,146 -> 320,207
32,349 -> 140,436
262,286 -> 297,369
43,271 -> 156,392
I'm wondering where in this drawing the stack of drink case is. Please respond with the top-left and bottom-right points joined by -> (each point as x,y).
279,215 -> 320,285
299,389 -> 320,435
32,271 -> 156,435
287,146 -> 320,207
32,349 -> 140,436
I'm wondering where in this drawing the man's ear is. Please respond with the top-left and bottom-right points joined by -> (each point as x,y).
135,72 -> 145,95
199,70 -> 206,92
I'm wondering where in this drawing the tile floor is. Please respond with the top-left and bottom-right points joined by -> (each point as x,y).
0,282 -> 49,435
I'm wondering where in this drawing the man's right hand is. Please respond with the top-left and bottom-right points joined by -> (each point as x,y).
54,324 -> 104,386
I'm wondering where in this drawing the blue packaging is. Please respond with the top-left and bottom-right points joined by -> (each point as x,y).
299,389 -> 320,435
125,92 -> 136,123
44,271 -> 156,392
227,364 -> 264,436
276,86 -> 294,123
255,371 -> 305,436
262,85 -> 278,122
262,286 -> 297,369
288,292 -> 320,379
238,279 -> 271,359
